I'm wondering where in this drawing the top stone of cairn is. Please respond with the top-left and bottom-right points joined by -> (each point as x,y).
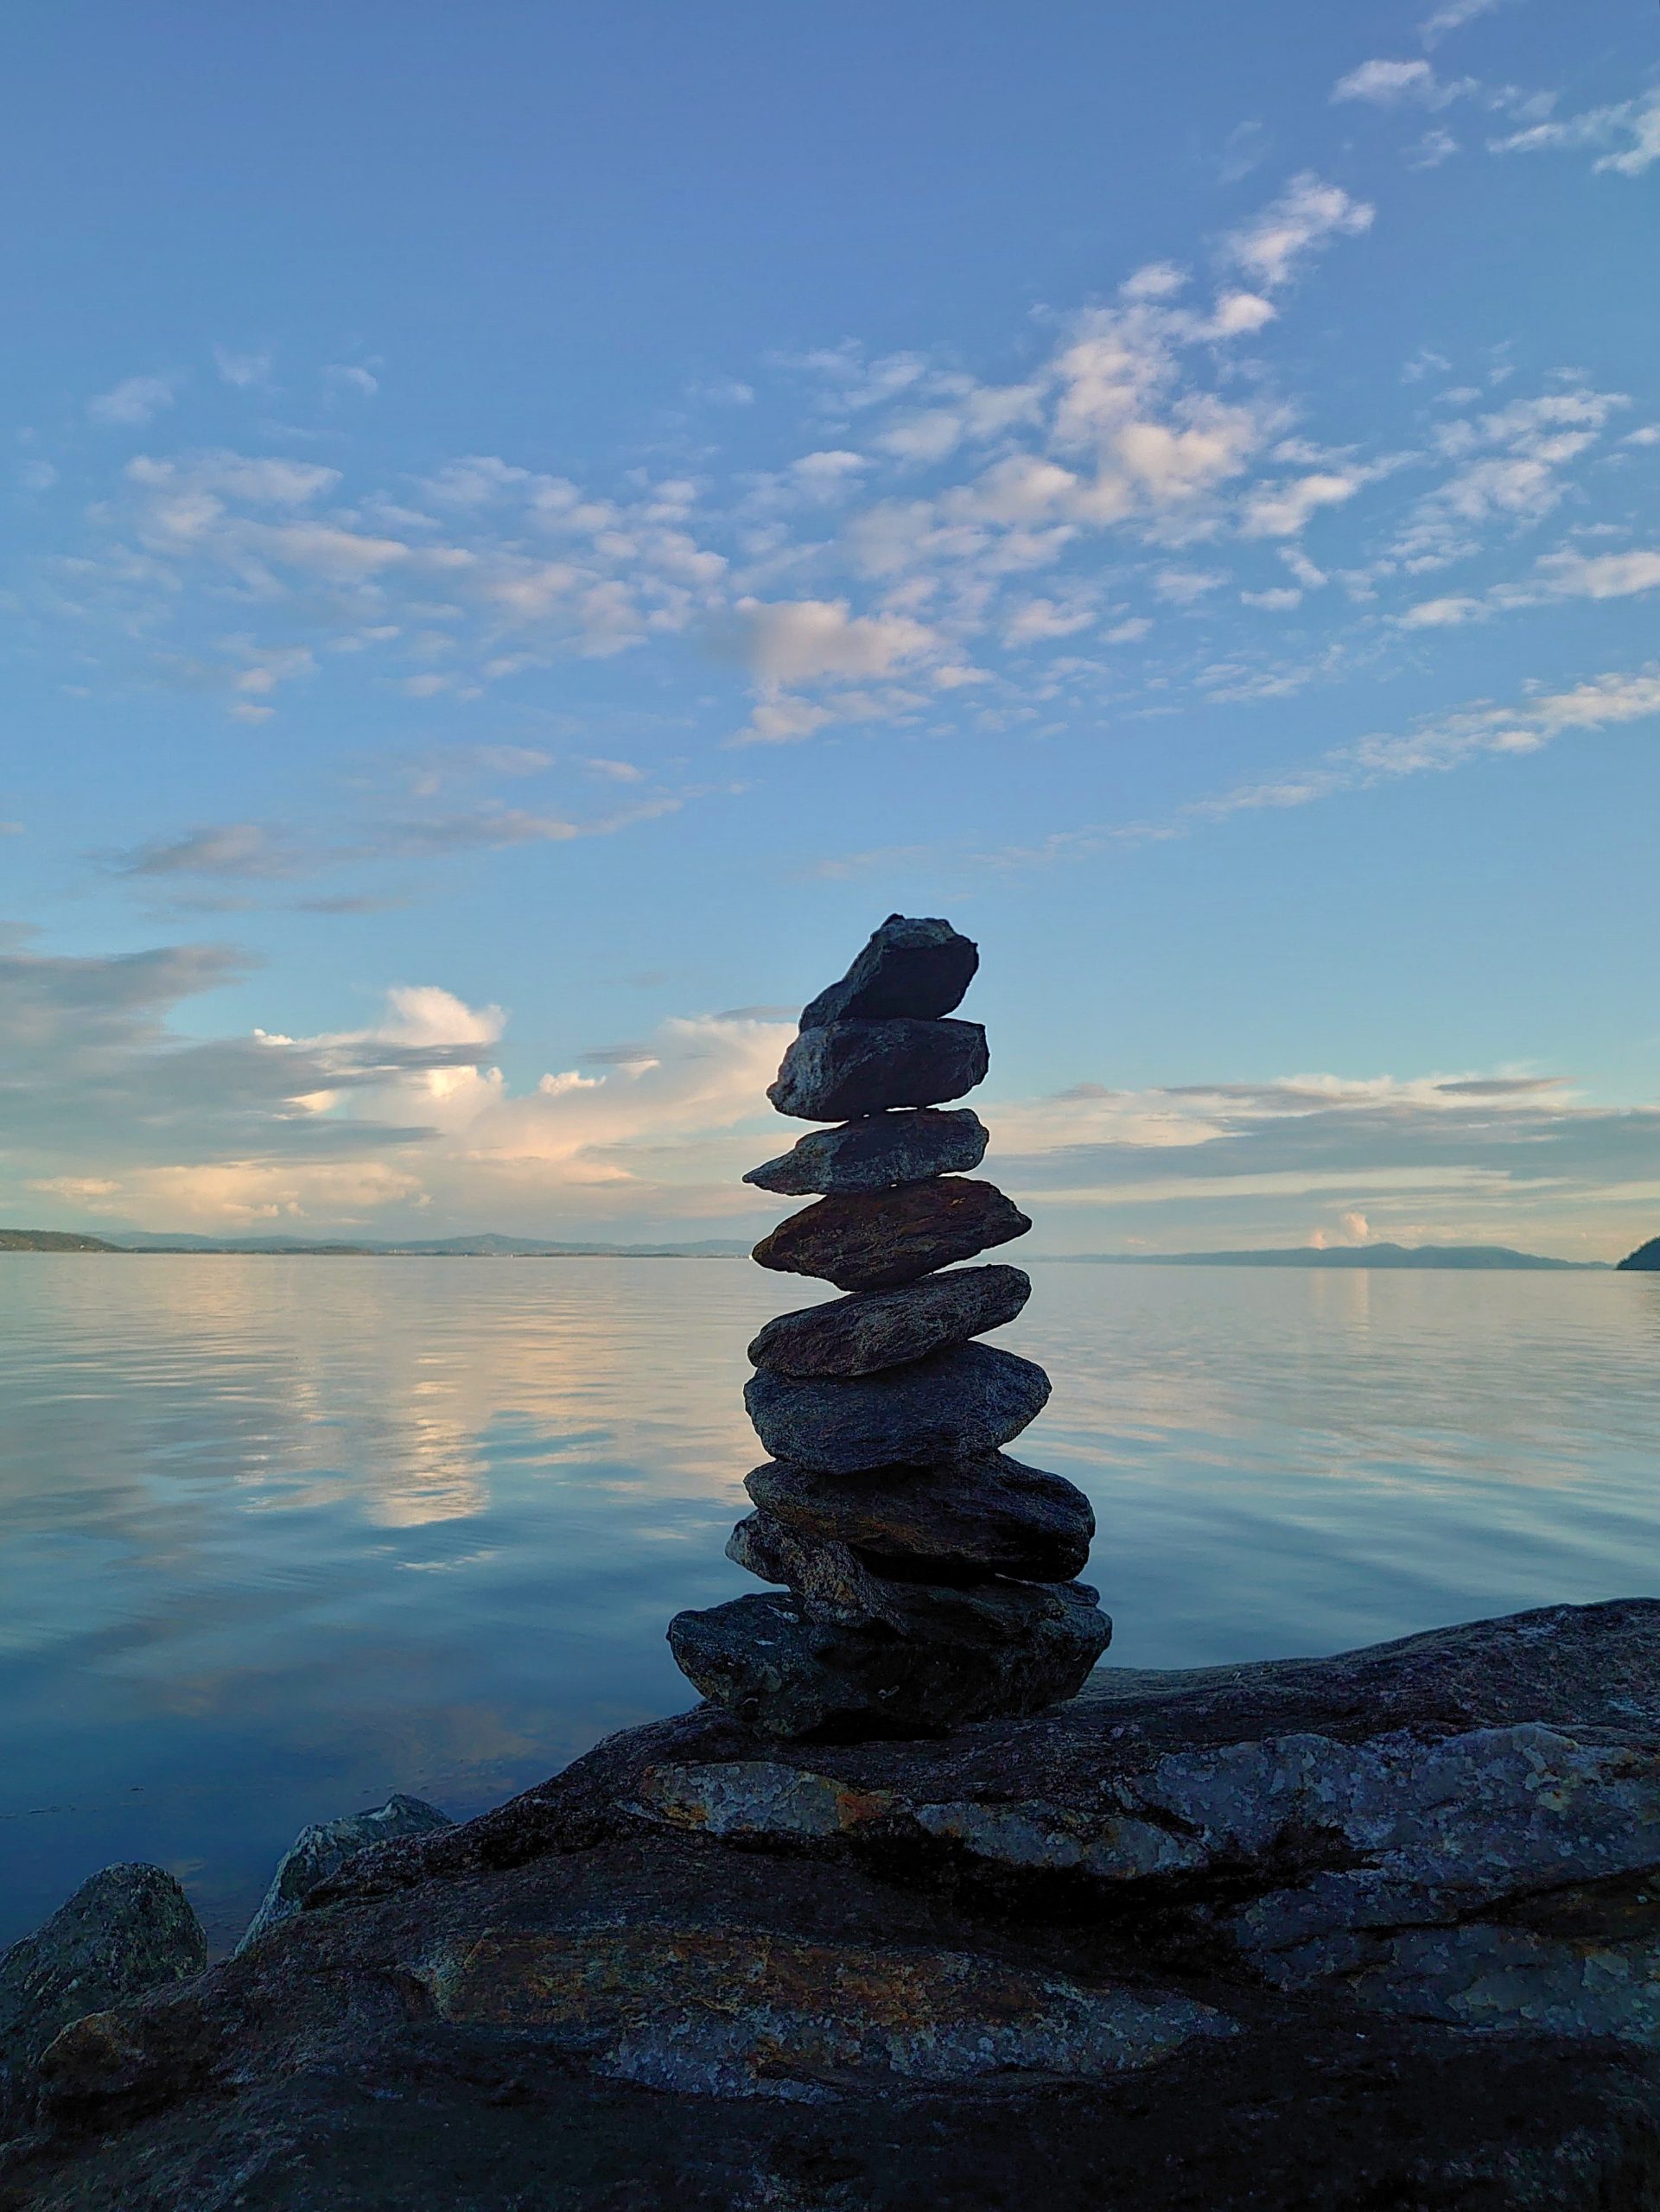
799,913 -> 979,1030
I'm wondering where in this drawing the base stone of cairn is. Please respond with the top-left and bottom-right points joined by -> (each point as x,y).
668,914 -> 1111,1740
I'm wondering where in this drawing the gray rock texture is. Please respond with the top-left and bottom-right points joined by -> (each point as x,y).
726,1510 -> 923,1628
0,1866 -> 204,2128
753,1176 -> 1029,1293
12,1604 -> 1660,2209
667,1582 -> 1112,1738
234,1795 -> 453,1955
743,1107 -> 988,1197
798,914 -> 979,1030
767,1019 -> 987,1122
746,1342 -> 1052,1473
747,1264 -> 1030,1377
746,1451 -> 1095,1580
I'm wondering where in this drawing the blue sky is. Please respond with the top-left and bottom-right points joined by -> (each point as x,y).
3,0 -> 1659,1255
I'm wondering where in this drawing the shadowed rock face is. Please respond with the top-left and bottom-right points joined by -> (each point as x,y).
727,1510 -> 926,1628
667,1584 -> 1111,1739
798,915 -> 979,1030
767,1020 -> 988,1122
746,1343 -> 1052,1473
747,1265 -> 1030,1377
743,1108 -> 988,1197
10,1604 -> 1660,2209
234,1796 -> 453,1955
0,1867 -> 204,2131
753,1178 -> 1029,1294
744,1452 -> 1094,1580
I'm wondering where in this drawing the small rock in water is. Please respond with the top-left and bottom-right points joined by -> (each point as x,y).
744,1107 -> 988,1197
753,1177 -> 1029,1293
746,1342 -> 1052,1474
667,1582 -> 1110,1739
727,1510 -> 925,1628
799,914 -> 979,1030
748,1265 -> 1031,1377
746,1452 -> 1094,1581
768,1019 -> 988,1122
0,1865 -> 206,2118
235,1795 -> 453,1955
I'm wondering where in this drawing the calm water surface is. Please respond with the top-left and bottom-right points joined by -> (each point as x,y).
3,1255 -> 1660,1951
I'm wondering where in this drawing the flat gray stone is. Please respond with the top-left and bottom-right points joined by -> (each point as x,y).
753,1178 -> 1029,1293
0,1865 -> 205,2123
668,1583 -> 1111,1739
743,1109 -> 988,1198
767,1020 -> 987,1122
235,1796 -> 453,1954
727,1510 -> 925,1629
799,915 -> 979,1030
746,1452 -> 1095,1581
745,1343 -> 1052,1474
748,1266 -> 1030,1378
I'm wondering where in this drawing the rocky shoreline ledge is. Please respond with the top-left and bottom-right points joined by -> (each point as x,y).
3,1599 -> 1660,2208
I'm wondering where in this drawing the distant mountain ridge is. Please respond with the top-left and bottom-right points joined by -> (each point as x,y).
0,1228 -> 749,1257
1040,1243 -> 1608,1271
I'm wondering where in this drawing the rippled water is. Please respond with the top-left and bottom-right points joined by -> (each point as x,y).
3,1255 -> 1660,1952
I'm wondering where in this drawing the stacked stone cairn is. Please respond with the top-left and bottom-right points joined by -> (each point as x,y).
668,915 -> 1112,1740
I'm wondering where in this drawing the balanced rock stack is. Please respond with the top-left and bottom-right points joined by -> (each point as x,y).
668,915 -> 1112,1740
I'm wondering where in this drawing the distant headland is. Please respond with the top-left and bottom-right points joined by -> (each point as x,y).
0,1227 -> 1640,1268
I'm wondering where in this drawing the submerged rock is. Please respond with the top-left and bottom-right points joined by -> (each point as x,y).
746,1342 -> 1052,1473
767,1019 -> 988,1122
747,1265 -> 1030,1377
798,913 -> 979,1030
0,1866 -> 205,2126
12,1604 -> 1660,2209
743,1107 -> 988,1197
753,1177 -> 1029,1293
235,1795 -> 453,1955
745,1452 -> 1094,1580
667,1582 -> 1111,1739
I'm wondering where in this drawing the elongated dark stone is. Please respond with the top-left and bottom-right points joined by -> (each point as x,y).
745,1343 -> 1051,1475
667,1583 -> 1110,1740
748,1266 -> 1030,1378
727,1510 -> 923,1629
768,1020 -> 987,1122
744,1108 -> 988,1198
753,1178 -> 1029,1294
799,913 -> 979,1030
745,1453 -> 1094,1582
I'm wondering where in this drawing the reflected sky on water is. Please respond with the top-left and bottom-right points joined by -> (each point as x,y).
3,1255 -> 1660,1951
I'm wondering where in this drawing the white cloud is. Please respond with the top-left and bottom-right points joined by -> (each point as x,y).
1391,386 -> 1627,566
1332,60 -> 1461,108
1420,0 -> 1511,45
326,364 -> 380,396
1241,587 -> 1303,611
88,375 -> 177,426
213,346 -> 272,389
1399,594 -> 1484,627
1491,90 -> 1660,177
735,595 -> 944,685
1224,174 -> 1374,290
1532,547 -> 1660,601
1241,470 -> 1365,538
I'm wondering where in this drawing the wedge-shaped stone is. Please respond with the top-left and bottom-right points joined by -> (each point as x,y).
748,1266 -> 1030,1378
745,1342 -> 1051,1474
744,1108 -> 988,1198
728,1510 -> 922,1629
799,913 -> 979,1030
753,1178 -> 1028,1293
667,1582 -> 1111,1739
768,1019 -> 987,1122
746,1452 -> 1094,1582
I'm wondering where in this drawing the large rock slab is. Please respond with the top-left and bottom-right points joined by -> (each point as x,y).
753,1176 -> 1028,1293
748,1265 -> 1030,1377
0,1866 -> 205,2128
767,1019 -> 987,1122
14,1603 -> 1660,2210
798,914 -> 979,1030
234,1795 -> 453,1955
746,1342 -> 1051,1473
746,1451 -> 1095,1580
667,1583 -> 1111,1739
743,1107 -> 988,1197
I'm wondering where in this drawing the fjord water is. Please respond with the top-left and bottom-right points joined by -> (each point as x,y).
3,1256 -> 1660,1952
